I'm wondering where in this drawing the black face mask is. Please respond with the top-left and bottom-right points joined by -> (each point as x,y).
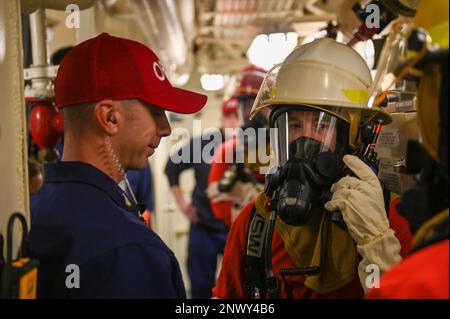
270,137 -> 344,226
290,136 -> 343,184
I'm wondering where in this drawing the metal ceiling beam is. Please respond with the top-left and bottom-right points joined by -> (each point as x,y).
200,13 -> 334,32
201,10 -> 304,20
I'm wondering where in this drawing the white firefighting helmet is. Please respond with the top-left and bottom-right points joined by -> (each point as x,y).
250,38 -> 392,151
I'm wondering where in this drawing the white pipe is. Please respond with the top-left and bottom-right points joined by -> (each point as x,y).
29,8 -> 47,66
0,0 -> 29,261
21,0 -> 96,14
29,7 -> 50,95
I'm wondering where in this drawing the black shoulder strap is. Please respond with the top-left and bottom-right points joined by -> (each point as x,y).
244,205 -> 268,299
382,183 -> 391,219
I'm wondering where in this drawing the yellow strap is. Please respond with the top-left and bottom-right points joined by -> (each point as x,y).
413,209 -> 449,247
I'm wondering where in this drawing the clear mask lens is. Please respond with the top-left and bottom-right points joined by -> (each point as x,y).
273,109 -> 347,166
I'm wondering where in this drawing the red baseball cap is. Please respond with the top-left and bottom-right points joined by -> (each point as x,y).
221,97 -> 238,115
55,33 -> 207,113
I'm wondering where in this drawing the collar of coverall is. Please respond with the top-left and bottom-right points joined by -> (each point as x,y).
43,161 -> 140,213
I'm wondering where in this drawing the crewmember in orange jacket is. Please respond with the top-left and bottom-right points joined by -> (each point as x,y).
213,38 -> 412,299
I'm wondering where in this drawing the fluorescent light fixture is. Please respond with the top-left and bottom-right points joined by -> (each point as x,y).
174,73 -> 190,86
247,32 -> 298,70
200,73 -> 225,91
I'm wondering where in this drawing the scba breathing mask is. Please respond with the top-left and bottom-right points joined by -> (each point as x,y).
265,106 -> 350,226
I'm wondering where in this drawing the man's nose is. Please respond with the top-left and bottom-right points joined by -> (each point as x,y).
158,113 -> 172,137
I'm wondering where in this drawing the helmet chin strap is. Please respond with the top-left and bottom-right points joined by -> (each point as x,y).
106,136 -> 139,208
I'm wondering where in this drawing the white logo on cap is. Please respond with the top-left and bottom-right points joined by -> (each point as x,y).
153,61 -> 166,81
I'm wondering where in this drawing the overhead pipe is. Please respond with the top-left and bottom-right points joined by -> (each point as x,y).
24,0 -> 96,97
28,8 -> 50,96
21,0 -> 96,14
0,0 -> 29,266
129,0 -> 194,86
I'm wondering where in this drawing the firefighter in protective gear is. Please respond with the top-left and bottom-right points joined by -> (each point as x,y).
367,0 -> 449,299
213,38 -> 412,299
207,65 -> 268,226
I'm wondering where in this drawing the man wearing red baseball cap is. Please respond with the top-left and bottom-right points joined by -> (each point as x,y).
28,33 -> 207,298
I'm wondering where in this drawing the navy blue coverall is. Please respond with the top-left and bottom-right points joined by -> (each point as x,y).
29,161 -> 185,298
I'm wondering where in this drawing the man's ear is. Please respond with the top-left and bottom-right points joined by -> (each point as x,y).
94,99 -> 121,135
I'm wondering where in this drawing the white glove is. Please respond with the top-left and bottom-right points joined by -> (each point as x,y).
324,155 -> 401,291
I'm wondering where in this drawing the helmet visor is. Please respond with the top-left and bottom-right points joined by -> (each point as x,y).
272,107 -> 349,166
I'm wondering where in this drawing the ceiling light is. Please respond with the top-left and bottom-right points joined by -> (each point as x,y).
247,32 -> 298,70
200,74 -> 225,91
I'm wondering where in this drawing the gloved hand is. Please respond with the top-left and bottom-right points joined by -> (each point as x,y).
324,154 -> 401,291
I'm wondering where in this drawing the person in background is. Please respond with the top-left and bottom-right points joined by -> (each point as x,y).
164,97 -> 240,298
125,166 -> 155,228
207,65 -> 268,226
